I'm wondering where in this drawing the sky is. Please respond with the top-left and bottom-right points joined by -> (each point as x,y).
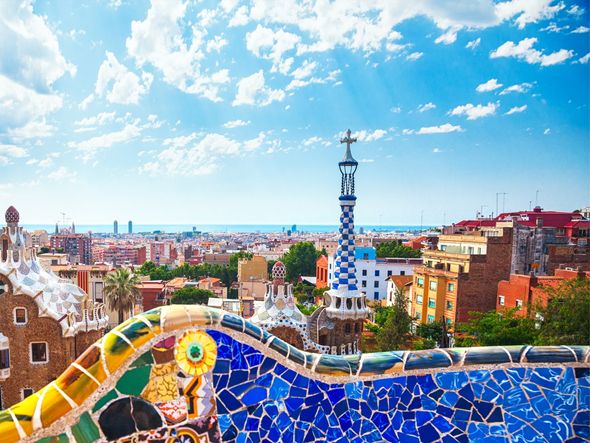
0,0 -> 588,226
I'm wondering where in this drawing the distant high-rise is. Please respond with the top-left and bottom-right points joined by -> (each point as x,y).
128,220 -> 133,234
114,220 -> 118,235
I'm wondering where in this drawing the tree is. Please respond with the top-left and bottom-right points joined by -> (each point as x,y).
170,287 -> 213,305
416,321 -> 445,347
376,289 -> 413,351
376,241 -> 421,258
281,242 -> 321,281
138,261 -> 157,276
39,246 -> 50,254
536,278 -> 590,345
454,309 -> 539,347
104,268 -> 141,324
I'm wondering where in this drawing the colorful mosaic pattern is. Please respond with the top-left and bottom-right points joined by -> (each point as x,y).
0,305 -> 588,442
332,199 -> 359,292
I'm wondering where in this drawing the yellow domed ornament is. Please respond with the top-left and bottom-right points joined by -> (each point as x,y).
175,330 -> 217,376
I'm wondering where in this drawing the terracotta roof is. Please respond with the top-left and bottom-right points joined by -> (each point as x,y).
387,275 -> 413,287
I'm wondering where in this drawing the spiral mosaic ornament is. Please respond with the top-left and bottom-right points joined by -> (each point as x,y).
175,330 -> 217,376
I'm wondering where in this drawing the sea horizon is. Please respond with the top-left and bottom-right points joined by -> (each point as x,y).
22,223 -> 435,235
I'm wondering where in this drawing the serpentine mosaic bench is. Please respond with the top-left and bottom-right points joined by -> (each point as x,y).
1,305 -> 588,442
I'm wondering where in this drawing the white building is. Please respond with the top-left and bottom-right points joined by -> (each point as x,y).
327,247 -> 421,301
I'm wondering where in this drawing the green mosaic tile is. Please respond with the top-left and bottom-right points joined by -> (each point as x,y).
71,412 -> 99,443
35,434 -> 68,443
92,389 -> 119,413
115,364 -> 151,396
131,350 -> 154,368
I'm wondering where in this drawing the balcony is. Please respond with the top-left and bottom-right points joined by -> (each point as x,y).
414,265 -> 462,279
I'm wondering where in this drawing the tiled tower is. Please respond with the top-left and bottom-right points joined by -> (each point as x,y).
320,129 -> 369,354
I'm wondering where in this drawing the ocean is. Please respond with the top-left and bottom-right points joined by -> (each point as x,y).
22,224 -> 432,235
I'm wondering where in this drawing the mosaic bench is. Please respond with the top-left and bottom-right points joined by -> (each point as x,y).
0,305 -> 588,442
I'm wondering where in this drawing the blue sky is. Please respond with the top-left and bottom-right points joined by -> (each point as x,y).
0,0 -> 588,226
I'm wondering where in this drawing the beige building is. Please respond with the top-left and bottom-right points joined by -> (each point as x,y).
238,280 -> 267,302
37,253 -> 68,270
237,255 -> 268,283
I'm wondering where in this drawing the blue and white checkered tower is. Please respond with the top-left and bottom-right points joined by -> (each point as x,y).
325,129 -> 368,322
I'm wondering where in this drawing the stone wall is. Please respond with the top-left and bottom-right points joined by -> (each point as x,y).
0,305 -> 588,442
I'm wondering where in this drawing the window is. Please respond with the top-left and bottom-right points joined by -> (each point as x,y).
417,277 -> 424,288
14,307 -> 27,325
498,295 -> 505,306
361,280 -> 367,288
374,281 -> 379,288
374,291 -> 379,300
428,298 -> 436,308
427,315 -> 435,323
387,270 -> 392,276
440,245 -> 447,251
375,270 -> 380,277
22,388 -> 34,400
416,295 -> 423,304
416,312 -> 422,320
345,323 -> 351,334
94,282 -> 104,303
446,301 -> 453,310
516,299 -> 523,308
400,271 -> 405,276
429,281 -> 437,291
447,283 -> 455,292
354,323 -> 359,333
468,246 -> 474,254
30,342 -> 48,364
446,318 -> 452,325
362,269 -> 367,276
0,349 -> 8,370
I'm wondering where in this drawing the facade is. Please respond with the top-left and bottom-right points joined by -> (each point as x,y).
385,275 -> 413,312
0,206 -> 108,408
411,227 -> 513,326
196,277 -> 227,298
93,244 -> 147,265
326,247 -> 420,302
50,232 -> 91,264
36,252 -> 68,269
315,254 -> 328,288
29,230 -> 49,248
137,280 -> 168,312
237,255 -> 268,282
497,267 -> 590,317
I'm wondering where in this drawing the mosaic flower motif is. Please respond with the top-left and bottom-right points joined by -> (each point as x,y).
175,330 -> 217,377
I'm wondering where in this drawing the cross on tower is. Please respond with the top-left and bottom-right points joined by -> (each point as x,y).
340,129 -> 357,150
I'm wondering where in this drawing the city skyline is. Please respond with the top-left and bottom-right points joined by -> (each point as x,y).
1,0 -> 589,225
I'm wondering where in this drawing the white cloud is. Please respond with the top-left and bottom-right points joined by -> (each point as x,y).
500,82 -> 533,94
0,144 -> 28,165
435,26 -> 459,45
466,38 -> 481,49
68,123 -> 141,161
7,119 -> 55,139
417,102 -> 436,112
229,5 -> 249,27
390,106 -> 402,113
302,136 -> 330,147
47,166 -> 77,182
360,158 -> 374,163
0,1 -> 76,132
356,129 -> 387,142
406,52 -> 423,61
490,37 -> 573,66
432,147 -> 443,153
505,105 -> 527,115
417,124 -> 463,134
126,0 -> 230,102
75,112 -> 116,127
206,36 -> 228,53
93,52 -> 153,105
495,0 -> 565,29
567,5 -> 584,16
571,26 -> 590,34
246,25 -> 300,73
476,78 -> 503,92
233,70 -> 285,107
540,22 -> 569,33
291,60 -> 317,80
578,52 -> 590,64
141,132 -> 268,176
223,119 -> 250,129
450,102 -> 498,120
404,124 -> 463,135
78,93 -> 95,110
544,128 -> 551,135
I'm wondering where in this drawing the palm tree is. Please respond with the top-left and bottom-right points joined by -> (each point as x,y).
104,268 -> 141,324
